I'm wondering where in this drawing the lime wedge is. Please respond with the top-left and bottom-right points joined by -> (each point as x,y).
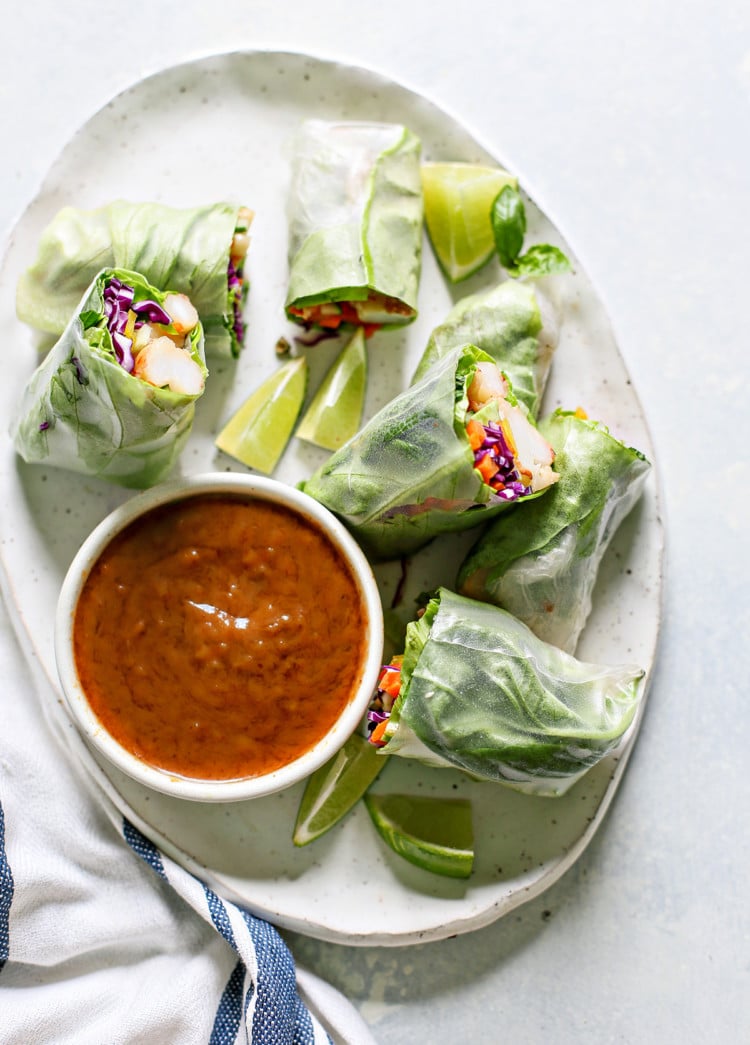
293,733 -> 386,846
295,329 -> 367,451
215,357 -> 307,474
364,793 -> 474,879
421,162 -> 517,282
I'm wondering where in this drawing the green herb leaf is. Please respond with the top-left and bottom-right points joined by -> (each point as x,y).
78,310 -> 102,331
490,185 -> 526,268
510,244 -> 572,279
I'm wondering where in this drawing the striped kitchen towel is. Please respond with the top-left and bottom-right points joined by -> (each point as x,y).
0,596 -> 376,1045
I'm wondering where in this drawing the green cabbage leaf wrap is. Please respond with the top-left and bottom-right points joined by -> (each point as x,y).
12,267 -> 207,489
285,120 -> 423,325
16,201 -> 248,357
457,410 -> 651,652
412,280 -> 558,417
299,345 -> 552,561
379,589 -> 644,796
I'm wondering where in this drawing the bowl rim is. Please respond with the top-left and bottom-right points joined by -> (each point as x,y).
54,471 -> 385,803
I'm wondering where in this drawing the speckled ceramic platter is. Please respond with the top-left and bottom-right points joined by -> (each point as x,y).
0,50 -> 663,945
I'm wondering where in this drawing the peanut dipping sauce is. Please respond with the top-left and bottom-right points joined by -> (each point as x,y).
73,494 -> 368,780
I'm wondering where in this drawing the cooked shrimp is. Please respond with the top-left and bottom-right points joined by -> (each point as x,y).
163,293 -> 199,335
230,208 -> 254,263
467,362 -> 509,412
133,336 -> 204,395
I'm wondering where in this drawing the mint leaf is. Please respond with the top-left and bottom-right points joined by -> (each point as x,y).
490,185 -> 526,268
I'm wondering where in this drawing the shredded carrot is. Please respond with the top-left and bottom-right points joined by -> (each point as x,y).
370,719 -> 389,746
575,406 -> 589,419
466,418 -> 485,451
476,453 -> 500,484
378,667 -> 402,699
317,313 -> 344,329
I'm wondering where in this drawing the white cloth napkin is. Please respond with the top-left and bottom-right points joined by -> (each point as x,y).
0,595 -> 377,1045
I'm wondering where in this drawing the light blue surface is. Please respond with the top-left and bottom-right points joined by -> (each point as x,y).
2,2 -> 748,1041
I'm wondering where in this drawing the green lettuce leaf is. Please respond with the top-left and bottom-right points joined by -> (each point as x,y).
381,589 -> 644,795
457,410 -> 651,652
16,201 -> 245,357
12,267 -> 207,489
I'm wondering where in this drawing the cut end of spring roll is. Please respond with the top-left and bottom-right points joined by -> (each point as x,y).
12,267 -> 207,489
457,409 -> 651,654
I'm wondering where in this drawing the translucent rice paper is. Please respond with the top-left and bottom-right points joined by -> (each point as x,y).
458,410 -> 651,652
380,589 -> 644,796
16,201 -> 245,357
299,345 -> 548,561
285,120 -> 423,322
12,267 -> 207,489
411,280 -> 559,417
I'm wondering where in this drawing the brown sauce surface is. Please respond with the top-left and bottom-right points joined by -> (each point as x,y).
73,495 -> 367,780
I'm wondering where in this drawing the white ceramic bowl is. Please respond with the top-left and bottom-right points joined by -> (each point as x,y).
55,472 -> 384,802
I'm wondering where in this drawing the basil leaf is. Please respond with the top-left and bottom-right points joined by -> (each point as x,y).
511,244 -> 572,279
490,185 -> 526,268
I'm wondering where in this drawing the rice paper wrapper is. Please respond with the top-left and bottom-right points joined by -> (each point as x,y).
457,410 -> 651,653
16,201 -> 245,357
299,345 -> 547,561
412,280 -> 559,417
12,267 -> 207,489
380,589 -> 644,796
285,120 -> 423,322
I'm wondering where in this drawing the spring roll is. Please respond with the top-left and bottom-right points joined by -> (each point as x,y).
285,120 -> 423,333
412,280 -> 559,417
299,345 -> 558,561
457,410 -> 651,653
12,268 -> 207,489
368,589 -> 644,796
16,201 -> 253,358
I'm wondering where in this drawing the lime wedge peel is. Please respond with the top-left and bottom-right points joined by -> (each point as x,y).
364,793 -> 474,879
421,162 -> 518,283
295,328 -> 367,451
215,356 -> 308,474
293,733 -> 387,847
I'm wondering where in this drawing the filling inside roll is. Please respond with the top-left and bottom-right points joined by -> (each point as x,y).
98,275 -> 204,395
287,290 -> 414,337
227,207 -> 254,348
464,361 -> 558,503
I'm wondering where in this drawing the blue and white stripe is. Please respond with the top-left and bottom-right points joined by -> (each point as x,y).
0,802 -> 14,972
122,819 -> 329,1045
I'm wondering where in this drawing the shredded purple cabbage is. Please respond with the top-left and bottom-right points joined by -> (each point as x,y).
102,279 -> 141,373
292,326 -> 338,348
132,299 -> 171,326
71,356 -> 88,385
473,420 -> 531,501
227,259 -> 244,345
